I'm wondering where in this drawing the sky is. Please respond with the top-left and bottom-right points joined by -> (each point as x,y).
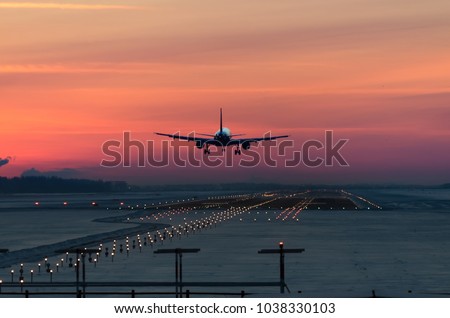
1,0 -> 449,185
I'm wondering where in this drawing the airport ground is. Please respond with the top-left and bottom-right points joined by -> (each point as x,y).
0,188 -> 449,297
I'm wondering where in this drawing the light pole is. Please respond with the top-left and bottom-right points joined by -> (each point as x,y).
57,248 -> 99,298
19,264 -> 24,281
258,242 -> 304,294
154,248 -> 200,298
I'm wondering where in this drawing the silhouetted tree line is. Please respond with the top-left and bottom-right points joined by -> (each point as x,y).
0,176 -> 129,193
139,183 -> 307,192
139,183 -> 449,191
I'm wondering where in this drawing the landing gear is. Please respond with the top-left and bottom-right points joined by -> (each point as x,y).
204,148 -> 211,155
234,147 -> 241,155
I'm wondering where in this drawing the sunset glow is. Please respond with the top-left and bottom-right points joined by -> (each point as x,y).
1,0 -> 449,184
0,2 -> 140,10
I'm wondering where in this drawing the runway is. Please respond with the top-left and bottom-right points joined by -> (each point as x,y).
1,188 -> 449,297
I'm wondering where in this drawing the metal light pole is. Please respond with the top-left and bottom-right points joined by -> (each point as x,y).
56,248 -> 99,298
154,248 -> 200,298
258,242 -> 304,294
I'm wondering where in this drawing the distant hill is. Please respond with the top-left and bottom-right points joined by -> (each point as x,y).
0,176 -> 129,193
136,182 -> 446,192
137,182 -> 306,192
1,177 -> 446,194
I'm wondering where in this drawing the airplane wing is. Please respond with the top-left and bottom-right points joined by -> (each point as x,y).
154,132 -> 211,143
228,135 -> 289,145
155,132 -> 289,148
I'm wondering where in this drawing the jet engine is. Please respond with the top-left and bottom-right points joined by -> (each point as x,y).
242,141 -> 251,150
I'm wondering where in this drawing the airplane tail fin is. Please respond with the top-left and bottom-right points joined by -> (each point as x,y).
220,108 -> 223,134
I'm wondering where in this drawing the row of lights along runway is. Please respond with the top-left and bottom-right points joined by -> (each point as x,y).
0,194 -> 283,290
1,191 -> 382,293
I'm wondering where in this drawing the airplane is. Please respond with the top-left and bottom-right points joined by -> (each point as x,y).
155,108 -> 289,155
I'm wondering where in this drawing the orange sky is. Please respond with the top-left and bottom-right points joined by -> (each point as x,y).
1,0 -> 450,184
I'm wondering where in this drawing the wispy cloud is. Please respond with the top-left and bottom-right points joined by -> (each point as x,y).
0,156 -> 12,167
0,2 -> 140,10
0,63 -> 160,74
